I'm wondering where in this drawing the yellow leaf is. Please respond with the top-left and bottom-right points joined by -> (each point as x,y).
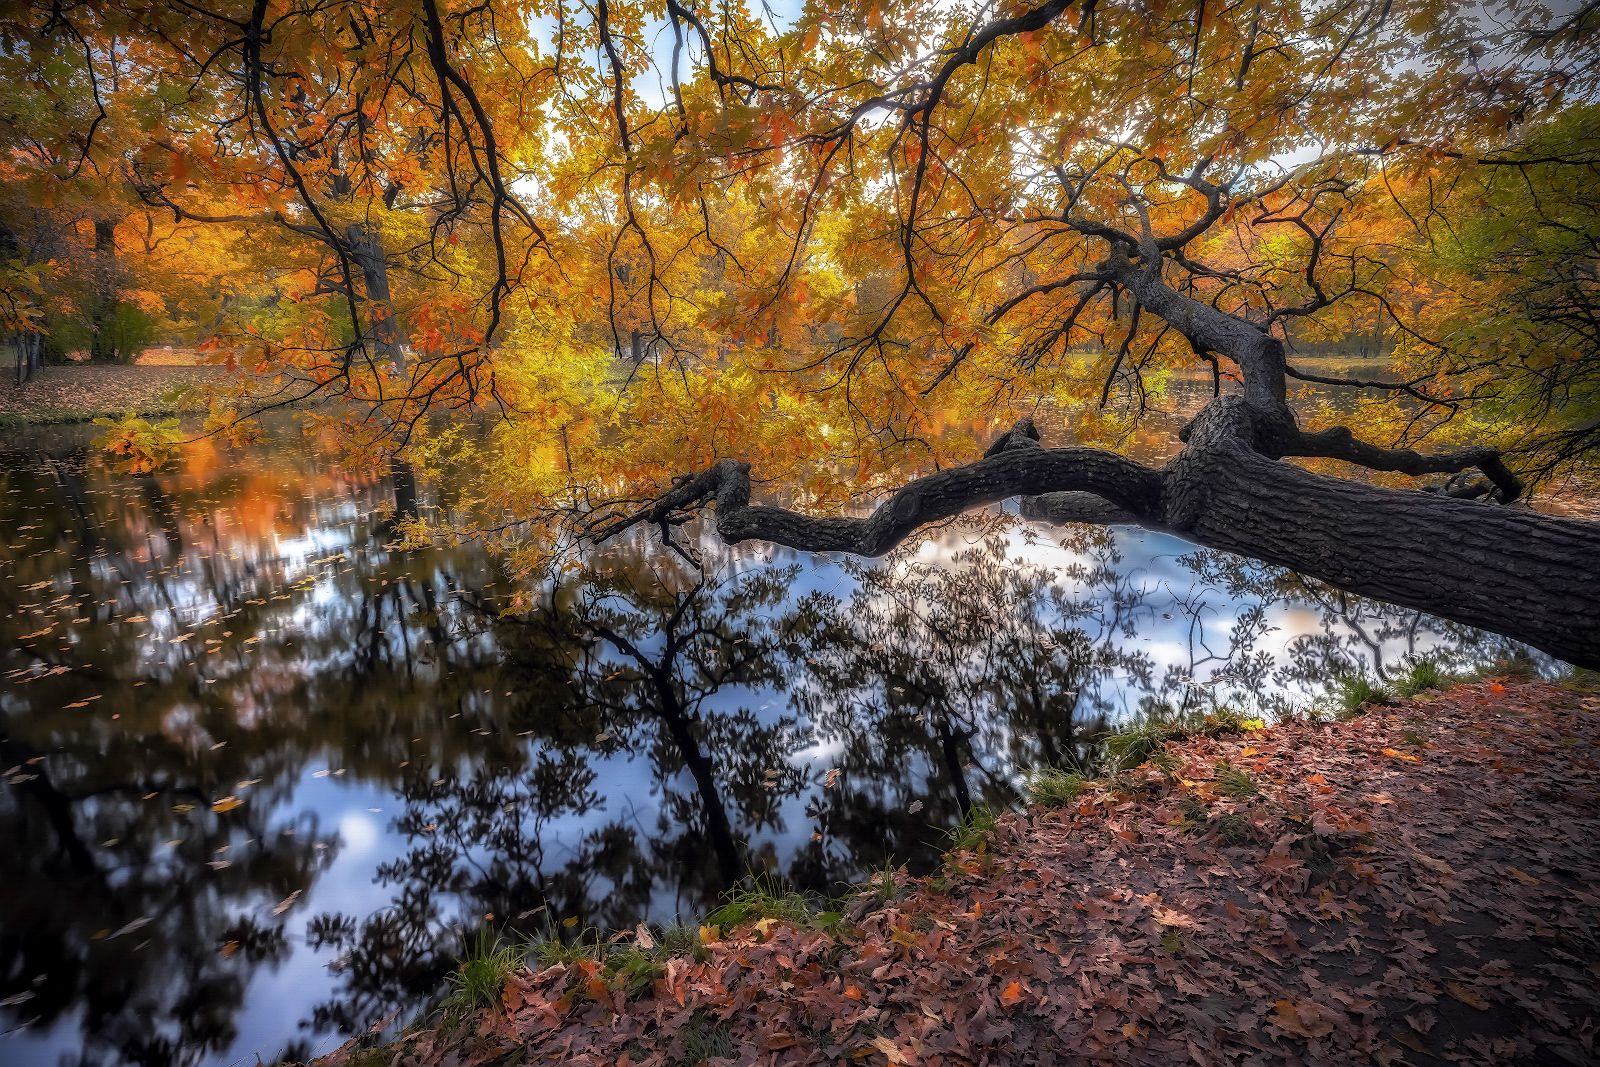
210,795 -> 243,813
868,1034 -> 907,1064
1381,747 -> 1421,762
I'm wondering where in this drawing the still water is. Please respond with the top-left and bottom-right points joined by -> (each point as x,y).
0,418 -> 1534,1066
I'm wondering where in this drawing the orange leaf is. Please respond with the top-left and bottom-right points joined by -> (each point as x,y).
999,980 -> 1024,1007
1271,998 -> 1335,1038
1381,747 -> 1421,762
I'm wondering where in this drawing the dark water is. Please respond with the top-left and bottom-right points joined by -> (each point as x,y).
0,419 -> 1535,1066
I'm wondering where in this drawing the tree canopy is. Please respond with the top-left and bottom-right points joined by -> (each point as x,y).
2,0 -> 1598,661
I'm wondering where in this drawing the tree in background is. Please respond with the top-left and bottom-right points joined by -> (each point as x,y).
2,0 -> 1597,664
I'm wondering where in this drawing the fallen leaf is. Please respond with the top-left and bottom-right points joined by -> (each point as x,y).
1446,982 -> 1491,1010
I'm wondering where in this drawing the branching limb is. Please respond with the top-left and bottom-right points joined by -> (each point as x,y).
589,418 -> 1163,556
1284,425 -> 1524,503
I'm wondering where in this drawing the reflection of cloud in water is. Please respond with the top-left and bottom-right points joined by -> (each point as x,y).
337,812 -> 380,857
0,421 -> 1545,1067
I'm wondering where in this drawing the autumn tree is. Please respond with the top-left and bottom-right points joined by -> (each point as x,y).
571,0 -> 1600,668
5,0 -> 1599,665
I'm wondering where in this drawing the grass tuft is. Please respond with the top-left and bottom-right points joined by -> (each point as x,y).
1332,674 -> 1388,719
1212,759 -> 1258,798
705,872 -> 841,933
1025,767 -> 1089,807
945,804 -> 999,854
606,945 -> 665,996
677,1010 -> 736,1064
442,930 -> 524,1019
1391,656 -> 1453,698
1102,720 -> 1185,771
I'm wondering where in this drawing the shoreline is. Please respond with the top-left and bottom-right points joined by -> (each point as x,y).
0,363 -> 231,427
304,675 -> 1600,1066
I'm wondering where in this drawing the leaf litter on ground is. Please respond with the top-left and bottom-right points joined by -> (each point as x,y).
307,680 -> 1600,1066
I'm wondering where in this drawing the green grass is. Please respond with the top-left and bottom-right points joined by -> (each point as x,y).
1332,674 -> 1389,718
1212,759 -> 1258,798
1025,767 -> 1089,807
1208,811 -> 1256,844
1563,668 -> 1600,694
945,804 -> 999,854
1194,707 -> 1264,736
606,945 -> 665,996
866,858 -> 905,905
705,873 -> 842,932
655,922 -> 704,959
677,1011 -> 736,1064
1391,656 -> 1452,698
442,930 -> 524,1019
528,930 -> 603,969
1102,720 -> 1185,771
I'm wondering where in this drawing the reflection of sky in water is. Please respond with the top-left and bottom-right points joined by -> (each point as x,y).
0,421 -> 1537,1067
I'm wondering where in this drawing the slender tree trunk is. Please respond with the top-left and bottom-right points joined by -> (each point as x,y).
88,218 -> 119,363
346,221 -> 404,369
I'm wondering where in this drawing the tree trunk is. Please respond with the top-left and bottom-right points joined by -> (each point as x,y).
593,241 -> 1600,670
595,397 -> 1600,669
345,222 -> 404,371
1158,399 -> 1600,667
88,218 -> 119,363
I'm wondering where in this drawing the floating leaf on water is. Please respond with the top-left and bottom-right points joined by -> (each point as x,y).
107,917 -> 152,940
210,795 -> 243,814
271,890 -> 302,916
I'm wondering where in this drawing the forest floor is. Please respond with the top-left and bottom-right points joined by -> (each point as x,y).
0,356 -> 231,425
309,677 -> 1600,1067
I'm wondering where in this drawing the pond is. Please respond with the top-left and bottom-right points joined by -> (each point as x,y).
0,417 -> 1540,1066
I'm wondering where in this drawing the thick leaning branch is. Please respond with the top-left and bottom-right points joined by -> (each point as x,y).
592,394 -> 1600,667
589,422 -> 1163,557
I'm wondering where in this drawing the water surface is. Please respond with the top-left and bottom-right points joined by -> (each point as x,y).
0,419 -> 1533,1066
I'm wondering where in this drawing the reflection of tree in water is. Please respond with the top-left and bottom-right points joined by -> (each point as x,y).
1174,547 -> 1537,712
299,530 -> 1539,1042
303,561 -> 813,1038
2,439 -> 1542,1063
0,439 -> 501,1065
778,538 -> 1114,883
0,705 -> 336,1067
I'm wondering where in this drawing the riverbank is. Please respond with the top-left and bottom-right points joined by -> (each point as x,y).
0,362 -> 230,425
306,677 -> 1600,1066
